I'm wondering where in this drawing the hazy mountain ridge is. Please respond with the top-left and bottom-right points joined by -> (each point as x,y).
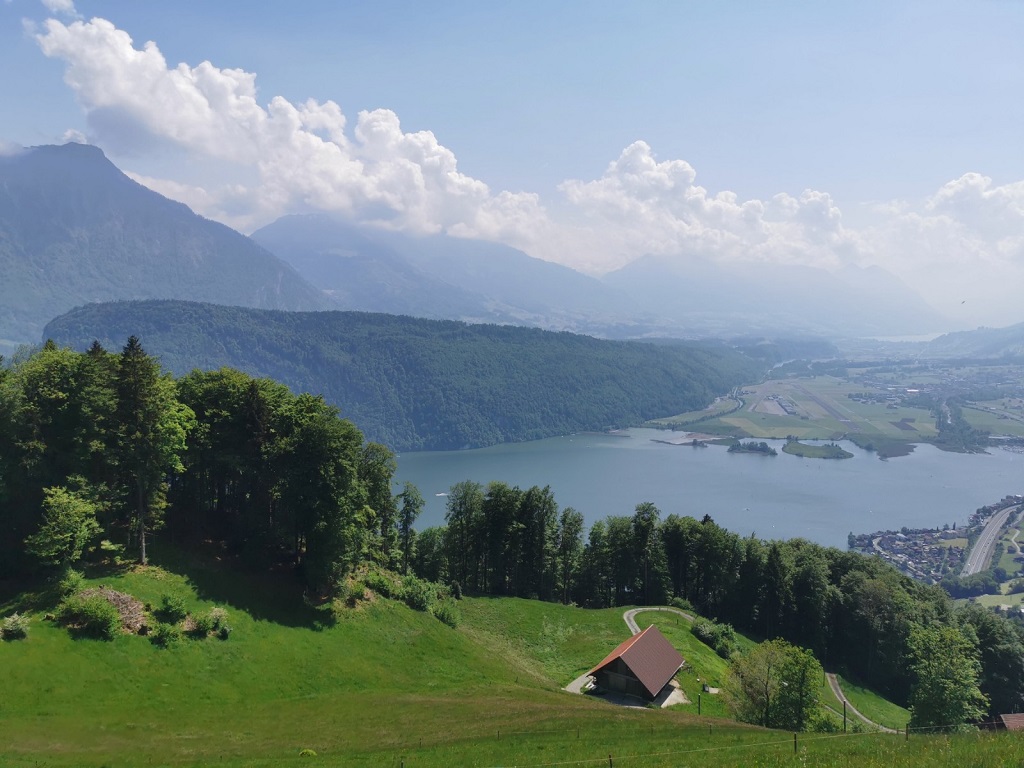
602,253 -> 951,338
0,143 -> 331,352
251,214 -> 640,334
43,299 -> 760,451
924,322 -> 1024,358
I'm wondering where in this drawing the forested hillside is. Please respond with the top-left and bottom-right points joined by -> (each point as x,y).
44,300 -> 760,450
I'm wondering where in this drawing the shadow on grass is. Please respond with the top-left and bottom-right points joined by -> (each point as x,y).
147,543 -> 336,630
0,577 -> 61,615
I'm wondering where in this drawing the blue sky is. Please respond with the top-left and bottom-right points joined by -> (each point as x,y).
3,0 -> 1024,326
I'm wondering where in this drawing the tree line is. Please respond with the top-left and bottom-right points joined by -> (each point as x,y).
0,339 -> 419,589
412,484 -> 1024,722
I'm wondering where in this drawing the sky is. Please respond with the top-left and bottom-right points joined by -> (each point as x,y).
2,0 -> 1024,328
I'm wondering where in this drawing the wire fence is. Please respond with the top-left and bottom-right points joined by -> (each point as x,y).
388,716 -> 1011,768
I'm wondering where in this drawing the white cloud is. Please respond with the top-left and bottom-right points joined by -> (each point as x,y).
40,0 -> 78,18
31,13 -> 1024,328
60,128 -> 85,144
34,16 -> 546,239
546,141 -> 861,272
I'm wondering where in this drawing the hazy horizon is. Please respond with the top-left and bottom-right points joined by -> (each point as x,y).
3,1 -> 1023,329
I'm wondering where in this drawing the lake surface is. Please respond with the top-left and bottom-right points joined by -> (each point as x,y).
394,429 -> 1024,548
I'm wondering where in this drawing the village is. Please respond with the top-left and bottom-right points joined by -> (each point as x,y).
849,496 -> 1024,585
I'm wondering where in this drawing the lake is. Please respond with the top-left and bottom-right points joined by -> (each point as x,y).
394,429 -> 1023,548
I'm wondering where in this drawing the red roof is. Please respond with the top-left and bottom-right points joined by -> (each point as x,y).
999,714 -> 1024,731
588,624 -> 684,699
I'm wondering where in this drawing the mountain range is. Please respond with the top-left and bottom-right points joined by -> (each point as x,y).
1,142 -> 957,353
0,143 -> 329,353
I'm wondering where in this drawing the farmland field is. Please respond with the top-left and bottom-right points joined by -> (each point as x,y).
666,376 -> 939,452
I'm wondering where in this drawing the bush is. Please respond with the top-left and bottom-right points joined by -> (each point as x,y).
57,593 -> 121,640
207,606 -> 228,630
217,624 -> 232,641
400,575 -> 434,612
188,612 -> 216,638
150,622 -> 181,648
668,596 -> 693,612
156,594 -> 188,624
691,618 -> 737,659
362,569 -> 396,598
299,748 -> 317,757
431,599 -> 461,628
450,580 -> 463,600
57,568 -> 85,597
1,612 -> 29,641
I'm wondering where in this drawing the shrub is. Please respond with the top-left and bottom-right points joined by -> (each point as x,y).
188,612 -> 217,638
156,594 -> 187,624
1,612 -> 29,641
431,599 -> 461,628
450,580 -> 463,600
362,569 -> 396,598
150,622 -> 181,648
400,575 -> 434,612
691,618 -> 737,659
57,568 -> 85,597
57,593 -> 121,640
217,624 -> 232,641
668,596 -> 693,612
299,748 -> 317,757
207,607 -> 228,630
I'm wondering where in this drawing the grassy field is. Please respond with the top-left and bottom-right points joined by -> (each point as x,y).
656,376 -> 939,457
0,556 -> 1017,767
832,674 -> 911,732
963,400 -> 1024,438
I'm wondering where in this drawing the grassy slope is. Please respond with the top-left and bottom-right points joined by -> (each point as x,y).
0,563 -> 1018,767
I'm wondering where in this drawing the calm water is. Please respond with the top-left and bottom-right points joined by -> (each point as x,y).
394,429 -> 1023,548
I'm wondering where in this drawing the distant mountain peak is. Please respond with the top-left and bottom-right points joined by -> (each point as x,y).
0,143 -> 331,352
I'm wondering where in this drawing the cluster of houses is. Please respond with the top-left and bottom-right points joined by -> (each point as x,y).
849,527 -> 965,583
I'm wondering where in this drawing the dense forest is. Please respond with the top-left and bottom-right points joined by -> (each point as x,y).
43,300 -> 761,451
5,340 -> 1021,728
0,340 -> 401,588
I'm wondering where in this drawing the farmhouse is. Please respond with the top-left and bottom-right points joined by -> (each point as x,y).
587,625 -> 684,701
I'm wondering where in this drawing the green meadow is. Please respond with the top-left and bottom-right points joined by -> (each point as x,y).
1,556 -> 1019,767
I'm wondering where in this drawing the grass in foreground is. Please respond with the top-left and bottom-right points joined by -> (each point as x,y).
0,557 -> 1014,767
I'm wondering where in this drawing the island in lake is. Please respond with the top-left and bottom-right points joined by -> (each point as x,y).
782,440 -> 853,459
727,440 -> 777,456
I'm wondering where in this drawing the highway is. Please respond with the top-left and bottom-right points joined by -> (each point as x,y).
962,505 -> 1019,577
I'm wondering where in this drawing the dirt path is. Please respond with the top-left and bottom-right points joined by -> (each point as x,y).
826,673 -> 898,733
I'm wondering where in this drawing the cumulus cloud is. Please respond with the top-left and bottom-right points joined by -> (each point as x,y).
31,12 -> 1024,327
857,174 -> 1024,324
545,141 -> 861,272
34,16 -> 546,237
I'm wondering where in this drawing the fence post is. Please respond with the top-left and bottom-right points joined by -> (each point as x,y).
698,693 -> 701,715
843,700 -> 847,733
608,753 -> 613,767
906,723 -> 910,742
793,732 -> 797,754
